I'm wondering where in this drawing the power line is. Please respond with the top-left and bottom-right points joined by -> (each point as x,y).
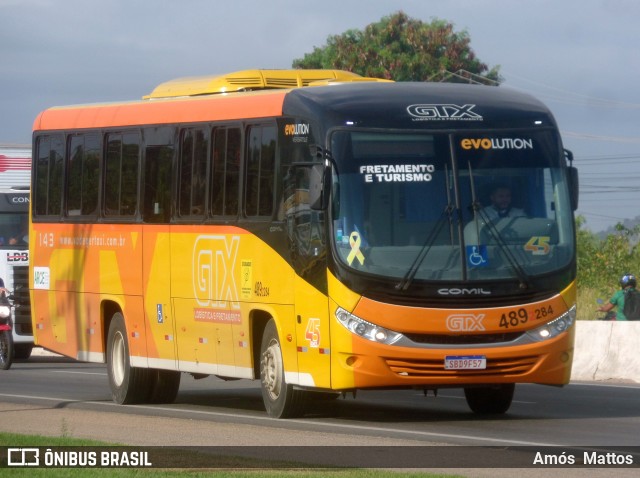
502,71 -> 640,109
428,69 -> 500,86
562,131 -> 640,144
579,211 -> 629,221
576,154 -> 640,162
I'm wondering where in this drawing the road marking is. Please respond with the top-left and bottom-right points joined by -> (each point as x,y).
0,392 -> 558,447
51,370 -> 107,376
570,381 -> 640,390
421,393 -> 535,404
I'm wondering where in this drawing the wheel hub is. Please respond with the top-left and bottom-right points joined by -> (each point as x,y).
111,331 -> 126,386
261,340 -> 283,400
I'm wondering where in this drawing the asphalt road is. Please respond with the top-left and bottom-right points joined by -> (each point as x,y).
1,349 -> 639,476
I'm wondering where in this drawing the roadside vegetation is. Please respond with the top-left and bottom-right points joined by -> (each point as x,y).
577,218 -> 640,320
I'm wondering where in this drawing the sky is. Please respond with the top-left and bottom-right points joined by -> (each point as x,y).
2,0 -> 639,232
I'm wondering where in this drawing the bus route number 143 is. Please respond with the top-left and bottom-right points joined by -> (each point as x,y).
38,232 -> 55,248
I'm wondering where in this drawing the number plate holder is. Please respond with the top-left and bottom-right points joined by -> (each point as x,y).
444,355 -> 487,370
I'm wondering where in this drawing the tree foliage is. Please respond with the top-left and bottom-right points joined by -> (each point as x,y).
292,11 -> 501,83
577,216 -> 640,291
576,217 -> 640,319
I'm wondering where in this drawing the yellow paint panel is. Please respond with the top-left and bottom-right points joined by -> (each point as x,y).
294,275 -> 330,388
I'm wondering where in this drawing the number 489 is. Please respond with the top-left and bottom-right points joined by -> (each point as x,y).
499,308 -> 528,328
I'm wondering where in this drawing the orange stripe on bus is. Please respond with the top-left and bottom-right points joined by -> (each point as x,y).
32,223 -> 250,235
33,91 -> 287,131
353,294 -> 569,334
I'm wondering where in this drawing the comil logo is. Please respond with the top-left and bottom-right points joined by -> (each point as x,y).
446,313 -> 486,332
407,104 -> 483,122
9,195 -> 29,204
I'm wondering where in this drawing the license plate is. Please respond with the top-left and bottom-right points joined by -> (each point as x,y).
444,355 -> 487,370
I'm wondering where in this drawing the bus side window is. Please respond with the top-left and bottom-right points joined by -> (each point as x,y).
34,134 -> 65,217
211,127 -> 241,217
66,133 -> 100,217
105,132 -> 140,217
143,145 -> 173,223
245,124 -> 276,217
178,128 -> 208,218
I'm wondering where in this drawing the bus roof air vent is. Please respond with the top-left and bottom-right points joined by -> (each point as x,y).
143,69 -> 392,99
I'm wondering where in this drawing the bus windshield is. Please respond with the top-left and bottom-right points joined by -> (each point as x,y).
330,129 -> 575,282
0,213 -> 28,247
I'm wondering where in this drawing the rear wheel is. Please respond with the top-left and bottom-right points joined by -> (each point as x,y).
464,383 -> 515,414
106,313 -> 151,404
260,320 -> 305,418
0,330 -> 13,370
148,369 -> 181,403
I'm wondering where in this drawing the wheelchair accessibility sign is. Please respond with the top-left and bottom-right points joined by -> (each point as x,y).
466,245 -> 488,267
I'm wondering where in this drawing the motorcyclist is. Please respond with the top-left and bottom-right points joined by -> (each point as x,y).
0,277 -> 12,370
597,273 -> 637,321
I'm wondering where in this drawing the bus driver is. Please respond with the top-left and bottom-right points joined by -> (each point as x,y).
482,184 -> 525,221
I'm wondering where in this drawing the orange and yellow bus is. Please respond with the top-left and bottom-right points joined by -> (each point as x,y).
30,69 -> 578,417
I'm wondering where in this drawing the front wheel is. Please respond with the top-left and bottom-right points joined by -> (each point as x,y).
464,383 -> 515,414
106,313 -> 151,404
0,330 -> 14,370
259,320 -> 305,418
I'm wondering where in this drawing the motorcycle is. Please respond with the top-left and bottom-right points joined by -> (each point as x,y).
0,290 -> 14,370
598,310 -> 617,321
596,298 -> 617,321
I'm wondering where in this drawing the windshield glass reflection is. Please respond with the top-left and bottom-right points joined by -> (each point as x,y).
330,130 -> 574,282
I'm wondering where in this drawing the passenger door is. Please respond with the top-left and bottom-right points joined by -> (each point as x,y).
142,142 -> 178,369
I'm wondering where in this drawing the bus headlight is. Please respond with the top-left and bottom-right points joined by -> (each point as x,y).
335,307 -> 403,345
525,305 -> 576,342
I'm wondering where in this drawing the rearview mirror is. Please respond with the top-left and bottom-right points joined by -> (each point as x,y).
569,166 -> 579,211
309,163 -> 328,210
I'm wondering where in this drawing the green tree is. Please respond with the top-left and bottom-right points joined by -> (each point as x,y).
577,217 -> 640,289
576,216 -> 640,318
292,11 -> 501,83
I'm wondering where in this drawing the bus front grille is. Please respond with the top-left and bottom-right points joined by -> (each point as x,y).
385,355 -> 538,378
404,332 -> 525,345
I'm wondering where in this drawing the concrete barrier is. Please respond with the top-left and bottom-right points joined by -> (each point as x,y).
571,321 -> 640,382
30,321 -> 640,383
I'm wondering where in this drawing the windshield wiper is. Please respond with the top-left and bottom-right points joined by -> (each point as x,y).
395,205 -> 454,291
396,168 -> 456,291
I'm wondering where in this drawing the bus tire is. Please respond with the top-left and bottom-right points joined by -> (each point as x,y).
464,383 -> 515,414
148,369 -> 181,403
259,320 -> 305,418
107,312 -> 151,404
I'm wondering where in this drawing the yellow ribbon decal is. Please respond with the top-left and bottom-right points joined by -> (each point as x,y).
347,231 -> 365,266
